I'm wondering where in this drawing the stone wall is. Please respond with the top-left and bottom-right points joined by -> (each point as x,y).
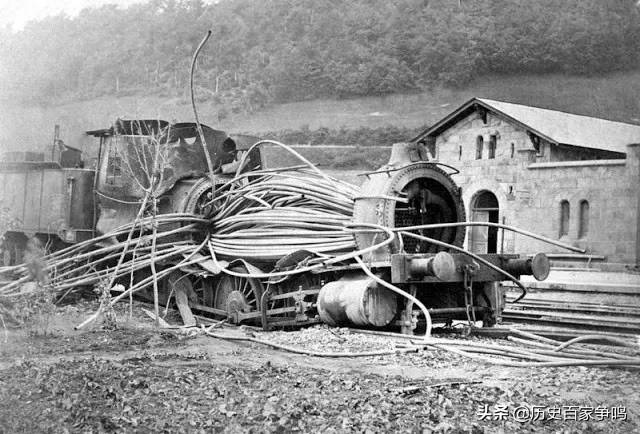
521,160 -> 637,264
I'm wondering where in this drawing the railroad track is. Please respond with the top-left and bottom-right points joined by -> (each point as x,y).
503,291 -> 640,335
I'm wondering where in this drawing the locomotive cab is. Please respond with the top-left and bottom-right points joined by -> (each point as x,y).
87,119 -> 264,236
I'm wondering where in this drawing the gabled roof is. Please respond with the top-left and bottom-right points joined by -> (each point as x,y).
416,98 -> 640,155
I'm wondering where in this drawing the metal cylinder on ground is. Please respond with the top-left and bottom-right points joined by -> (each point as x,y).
317,274 -> 397,327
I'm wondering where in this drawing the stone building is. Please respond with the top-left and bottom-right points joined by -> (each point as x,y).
414,98 -> 640,270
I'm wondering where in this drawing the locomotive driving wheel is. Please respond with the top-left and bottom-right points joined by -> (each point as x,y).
180,178 -> 224,218
213,265 -> 264,325
177,177 -> 225,244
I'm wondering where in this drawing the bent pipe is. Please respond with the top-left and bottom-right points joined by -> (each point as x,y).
396,222 -> 585,254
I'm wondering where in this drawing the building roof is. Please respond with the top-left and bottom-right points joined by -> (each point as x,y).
416,98 -> 640,155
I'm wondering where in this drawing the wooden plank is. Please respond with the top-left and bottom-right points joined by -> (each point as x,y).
506,299 -> 640,316
503,310 -> 640,327
504,282 -> 640,295
504,307 -> 640,323
175,285 -> 196,327
506,296 -> 640,307
502,316 -> 640,333
506,291 -> 640,307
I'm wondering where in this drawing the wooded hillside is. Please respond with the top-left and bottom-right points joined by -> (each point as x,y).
1,0 -> 638,119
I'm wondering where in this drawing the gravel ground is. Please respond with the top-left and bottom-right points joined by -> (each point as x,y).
0,301 -> 638,433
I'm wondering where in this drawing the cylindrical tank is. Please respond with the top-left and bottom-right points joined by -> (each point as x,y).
317,274 -> 397,327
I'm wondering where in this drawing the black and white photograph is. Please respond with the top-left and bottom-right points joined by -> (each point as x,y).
0,0 -> 639,432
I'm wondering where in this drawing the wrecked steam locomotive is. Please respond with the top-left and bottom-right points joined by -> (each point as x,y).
0,119 -> 549,334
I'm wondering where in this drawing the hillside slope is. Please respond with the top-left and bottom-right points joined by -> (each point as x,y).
1,72 -> 639,156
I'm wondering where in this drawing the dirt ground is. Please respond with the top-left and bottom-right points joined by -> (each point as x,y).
0,300 -> 638,434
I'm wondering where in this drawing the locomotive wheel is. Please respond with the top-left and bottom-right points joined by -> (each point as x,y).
213,265 -> 264,325
177,178 -> 225,244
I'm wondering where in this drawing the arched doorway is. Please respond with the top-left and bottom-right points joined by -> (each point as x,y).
470,191 -> 500,254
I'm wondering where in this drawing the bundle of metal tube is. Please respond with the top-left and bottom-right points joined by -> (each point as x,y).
209,168 -> 361,261
0,214 -> 204,296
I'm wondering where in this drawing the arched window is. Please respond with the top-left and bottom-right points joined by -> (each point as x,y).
476,136 -> 483,160
489,135 -> 497,159
578,200 -> 589,238
559,200 -> 570,238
